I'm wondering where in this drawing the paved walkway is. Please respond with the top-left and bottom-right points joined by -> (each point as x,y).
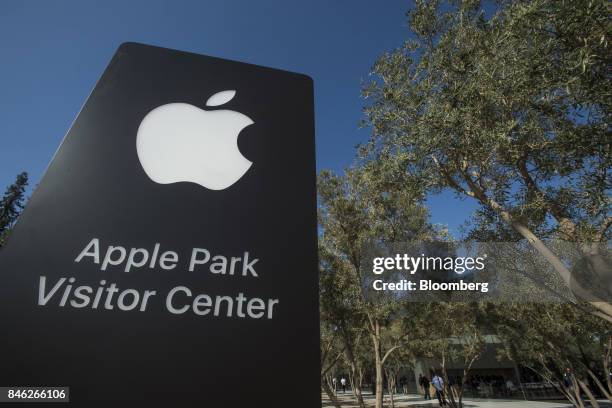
322,392 -> 611,407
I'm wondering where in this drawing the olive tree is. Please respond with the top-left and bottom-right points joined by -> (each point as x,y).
318,166 -> 434,408
362,0 -> 611,320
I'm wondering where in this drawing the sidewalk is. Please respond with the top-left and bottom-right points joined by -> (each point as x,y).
322,392 -> 612,407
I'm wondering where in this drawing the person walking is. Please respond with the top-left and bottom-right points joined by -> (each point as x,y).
505,378 -> 515,396
400,376 -> 408,394
419,374 -> 431,400
563,368 -> 573,391
432,373 -> 447,406
418,374 -> 423,395
340,377 -> 347,394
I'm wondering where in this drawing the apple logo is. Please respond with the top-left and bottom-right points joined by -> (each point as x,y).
136,90 -> 254,190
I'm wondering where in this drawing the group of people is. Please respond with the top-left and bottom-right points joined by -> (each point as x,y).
419,373 -> 447,406
466,374 -> 517,397
333,368 -> 611,403
331,377 -> 348,394
333,370 -> 527,405
421,371 -> 521,404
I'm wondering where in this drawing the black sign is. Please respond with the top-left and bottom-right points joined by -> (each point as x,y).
0,43 -> 319,407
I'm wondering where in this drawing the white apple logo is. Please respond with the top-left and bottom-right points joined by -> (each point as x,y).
136,90 -> 254,190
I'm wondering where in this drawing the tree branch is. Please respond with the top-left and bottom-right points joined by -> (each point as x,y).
517,153 -> 576,239
595,216 -> 612,242
430,155 -> 476,198
381,345 -> 402,365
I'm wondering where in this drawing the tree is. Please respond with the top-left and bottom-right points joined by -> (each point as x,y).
320,323 -> 346,408
491,302 -> 611,407
362,0 -> 611,321
320,234 -> 368,408
402,302 -> 486,408
318,166 -> 435,408
381,328 -> 414,408
0,172 -> 28,247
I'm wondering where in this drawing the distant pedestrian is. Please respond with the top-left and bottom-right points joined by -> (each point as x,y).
563,368 -> 573,390
400,376 -> 408,394
505,378 -> 515,395
419,374 -> 431,400
432,373 -> 447,406
340,377 -> 347,393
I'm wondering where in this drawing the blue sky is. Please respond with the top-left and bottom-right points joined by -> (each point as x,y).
0,0 -> 477,236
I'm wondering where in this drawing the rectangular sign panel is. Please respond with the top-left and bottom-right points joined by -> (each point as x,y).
0,43 -> 319,407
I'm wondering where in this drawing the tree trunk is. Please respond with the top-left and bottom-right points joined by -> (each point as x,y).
371,320 -> 384,408
571,376 -> 586,408
525,363 -> 582,408
577,378 -> 599,408
458,355 -> 478,408
385,368 -> 396,408
506,218 -> 612,322
341,330 -> 366,408
456,174 -> 612,323
557,384 -> 579,407
604,337 -> 612,397
586,367 -> 612,401
440,352 -> 459,408
323,379 -> 343,408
